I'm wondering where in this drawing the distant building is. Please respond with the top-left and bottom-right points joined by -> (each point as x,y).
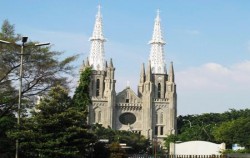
80,5 -> 177,144
232,144 -> 245,151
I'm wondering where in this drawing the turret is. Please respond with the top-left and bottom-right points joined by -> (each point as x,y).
105,61 -> 108,70
106,58 -> 115,80
85,57 -> 90,67
140,63 -> 145,83
138,63 -> 145,97
146,61 -> 153,82
168,61 -> 175,83
166,61 -> 177,134
109,58 -> 114,68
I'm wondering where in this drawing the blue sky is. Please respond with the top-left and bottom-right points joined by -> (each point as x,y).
1,0 -> 250,115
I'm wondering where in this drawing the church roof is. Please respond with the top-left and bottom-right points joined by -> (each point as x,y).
116,87 -> 141,103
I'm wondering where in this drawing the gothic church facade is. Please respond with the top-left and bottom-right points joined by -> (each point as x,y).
80,6 -> 177,142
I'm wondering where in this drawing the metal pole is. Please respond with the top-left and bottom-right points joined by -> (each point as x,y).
154,138 -> 157,158
15,44 -> 24,158
183,119 -> 192,128
0,37 -> 49,158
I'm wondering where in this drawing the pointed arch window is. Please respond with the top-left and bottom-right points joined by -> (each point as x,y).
98,111 -> 101,123
160,126 -> 164,135
156,110 -> 163,124
93,111 -> 96,123
156,113 -> 158,124
158,83 -> 161,98
94,108 -> 102,123
160,112 -> 163,124
155,126 -> 158,135
96,79 -> 100,96
126,92 -> 129,103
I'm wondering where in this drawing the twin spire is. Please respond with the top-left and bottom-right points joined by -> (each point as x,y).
87,6 -> 172,77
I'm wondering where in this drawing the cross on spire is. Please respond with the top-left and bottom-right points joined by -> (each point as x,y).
97,4 -> 101,17
157,9 -> 160,17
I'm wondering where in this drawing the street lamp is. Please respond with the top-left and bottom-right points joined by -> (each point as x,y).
183,119 -> 192,128
0,37 -> 50,158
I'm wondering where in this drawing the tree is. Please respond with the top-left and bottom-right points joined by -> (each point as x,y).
73,66 -> 92,121
107,142 -> 125,158
9,85 -> 95,158
115,130 -> 149,154
0,20 -> 77,117
90,124 -> 150,157
0,19 -> 77,157
0,112 -> 16,158
176,109 -> 250,143
213,117 -> 250,149
164,134 -> 178,152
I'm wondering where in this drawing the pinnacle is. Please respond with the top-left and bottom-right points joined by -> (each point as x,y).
146,61 -> 152,81
168,61 -> 175,82
140,63 -> 145,83
109,58 -> 114,68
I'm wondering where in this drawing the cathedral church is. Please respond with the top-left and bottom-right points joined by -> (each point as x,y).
80,6 -> 177,143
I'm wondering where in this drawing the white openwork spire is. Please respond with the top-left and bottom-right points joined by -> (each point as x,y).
89,5 -> 106,71
149,9 -> 166,74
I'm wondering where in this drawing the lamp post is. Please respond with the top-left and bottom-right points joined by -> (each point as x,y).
0,37 -> 50,158
183,119 -> 192,128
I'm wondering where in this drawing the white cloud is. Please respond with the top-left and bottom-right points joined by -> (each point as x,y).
176,61 -> 250,92
176,61 -> 250,115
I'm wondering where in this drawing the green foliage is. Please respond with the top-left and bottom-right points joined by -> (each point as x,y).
0,19 -> 77,157
0,113 -> 16,157
164,134 -> 178,150
91,124 -> 150,157
0,19 -> 77,117
172,109 -> 250,150
108,142 -> 125,158
222,149 -> 250,154
213,117 -> 250,148
73,67 -> 92,121
8,85 -> 95,158
7,66 -> 95,157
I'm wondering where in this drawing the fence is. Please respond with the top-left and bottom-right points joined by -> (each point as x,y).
125,154 -> 250,158
169,155 -> 225,158
168,155 -> 250,158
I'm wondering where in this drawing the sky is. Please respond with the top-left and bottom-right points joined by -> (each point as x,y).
0,0 -> 250,115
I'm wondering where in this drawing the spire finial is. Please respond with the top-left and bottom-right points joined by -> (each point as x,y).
126,81 -> 130,88
156,9 -> 160,19
97,4 -> 101,17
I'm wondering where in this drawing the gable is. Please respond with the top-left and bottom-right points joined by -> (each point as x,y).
116,87 -> 141,103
